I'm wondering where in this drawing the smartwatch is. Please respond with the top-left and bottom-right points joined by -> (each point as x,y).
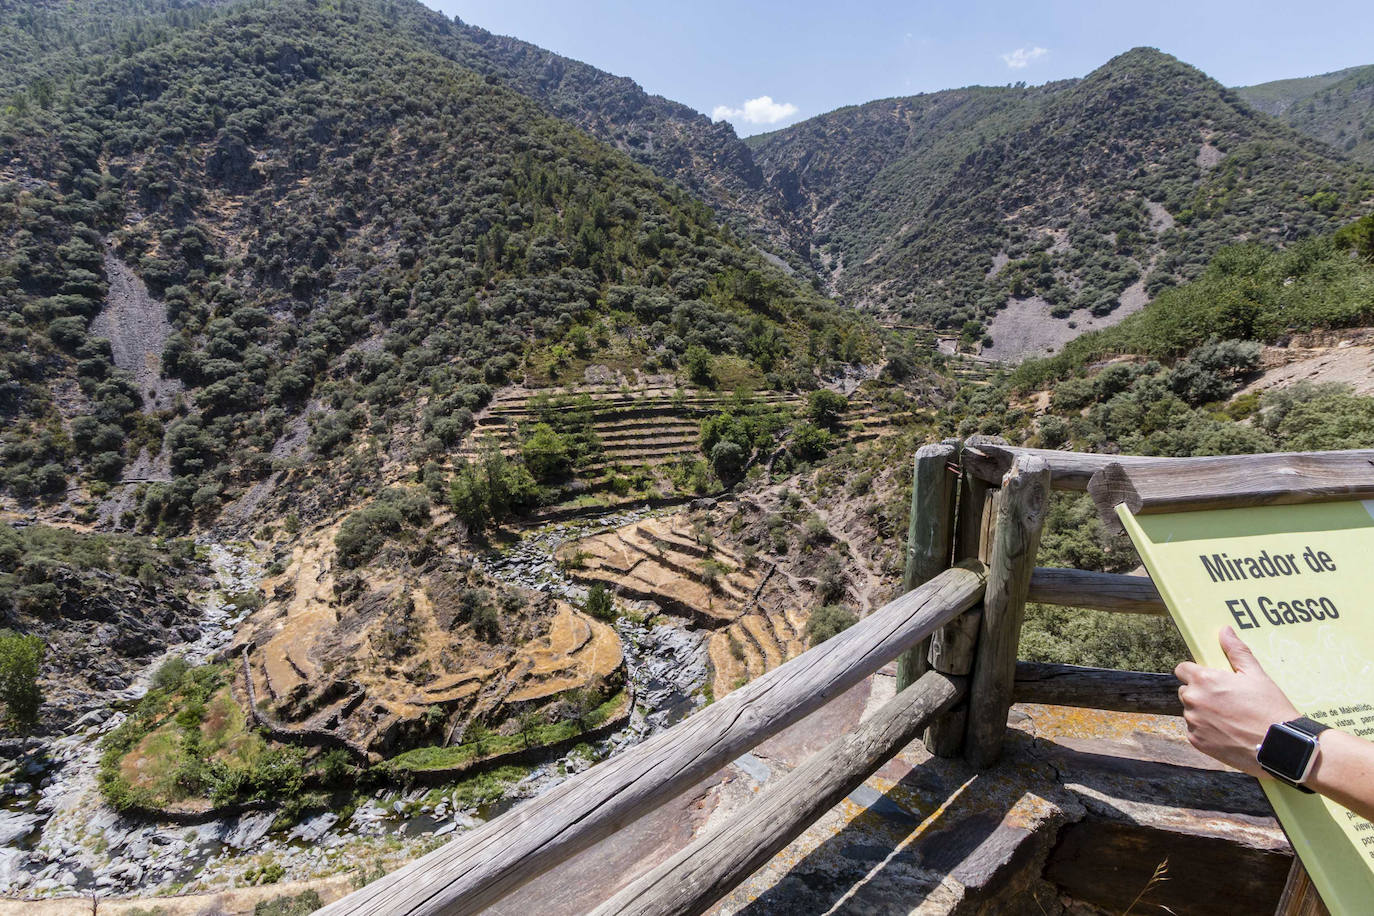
1255,717 -> 1328,792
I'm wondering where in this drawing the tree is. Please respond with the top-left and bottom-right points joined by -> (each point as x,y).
683,345 -> 715,387
517,709 -> 543,749
465,720 -> 492,756
584,583 -> 615,621
0,631 -> 44,732
789,422 -> 833,462
806,389 -> 848,430
709,440 -> 747,481
449,461 -> 492,531
521,423 -> 571,482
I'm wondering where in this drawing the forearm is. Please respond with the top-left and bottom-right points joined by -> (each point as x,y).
1308,730 -> 1374,823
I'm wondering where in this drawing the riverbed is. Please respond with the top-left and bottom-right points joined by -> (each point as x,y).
0,510 -> 709,900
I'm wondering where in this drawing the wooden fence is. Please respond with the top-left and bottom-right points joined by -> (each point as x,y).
320,442 -> 1374,916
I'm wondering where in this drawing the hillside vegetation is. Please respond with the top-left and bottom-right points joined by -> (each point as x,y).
748,48 -> 1373,334
1238,65 -> 1374,165
1010,213 -> 1374,389
0,0 -> 872,532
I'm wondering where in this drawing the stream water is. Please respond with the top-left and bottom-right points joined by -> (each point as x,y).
0,510 -> 709,900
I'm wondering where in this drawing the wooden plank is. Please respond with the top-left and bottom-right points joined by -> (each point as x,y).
965,455 -> 1051,767
318,563 -> 986,916
1012,662 -> 1182,716
589,672 -> 964,916
962,444 -> 1159,491
896,441 -> 960,690
1088,450 -> 1374,524
1276,859 -> 1331,916
1026,567 -> 1165,616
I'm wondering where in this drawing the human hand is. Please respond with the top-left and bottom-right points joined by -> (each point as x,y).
1174,626 -> 1300,777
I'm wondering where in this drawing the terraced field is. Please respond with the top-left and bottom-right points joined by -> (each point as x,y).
558,515 -> 811,699
457,382 -> 899,510
236,517 -> 623,757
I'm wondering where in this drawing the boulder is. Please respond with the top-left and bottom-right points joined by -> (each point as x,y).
223,811 -> 274,849
0,811 -> 40,846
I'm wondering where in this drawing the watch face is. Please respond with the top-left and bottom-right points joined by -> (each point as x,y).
1258,723 -> 1317,781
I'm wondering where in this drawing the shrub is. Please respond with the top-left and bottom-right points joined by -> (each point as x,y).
335,488 -> 431,567
254,890 -> 322,916
806,605 -> 858,647
151,657 -> 190,691
334,503 -> 405,568
584,583 -> 615,621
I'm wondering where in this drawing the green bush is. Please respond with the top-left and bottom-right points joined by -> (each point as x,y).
521,423 -> 572,482
806,605 -> 858,647
335,487 -> 431,567
806,389 -> 848,430
584,583 -> 615,621
0,630 -> 44,732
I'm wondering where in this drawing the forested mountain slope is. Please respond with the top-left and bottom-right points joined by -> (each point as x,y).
0,0 -> 242,100
748,49 -> 1374,334
0,0 -> 870,530
1237,65 -> 1374,166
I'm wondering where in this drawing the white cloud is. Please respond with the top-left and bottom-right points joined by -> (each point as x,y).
711,95 -> 799,125
1001,46 -> 1048,69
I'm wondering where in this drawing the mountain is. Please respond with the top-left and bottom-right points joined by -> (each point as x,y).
0,0 -> 869,526
0,0 -> 241,100
746,49 -> 1373,348
1236,65 -> 1374,165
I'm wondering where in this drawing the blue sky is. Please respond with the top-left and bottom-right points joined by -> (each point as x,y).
427,1 -> 1374,136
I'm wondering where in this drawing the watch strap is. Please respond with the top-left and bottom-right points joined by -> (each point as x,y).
1287,716 -> 1329,740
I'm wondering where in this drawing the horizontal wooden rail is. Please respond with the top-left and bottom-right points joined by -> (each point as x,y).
1013,662 -> 1181,716
1026,567 -> 1165,616
962,444 -> 1161,491
591,671 -> 965,916
319,562 -> 987,916
1089,450 -> 1374,521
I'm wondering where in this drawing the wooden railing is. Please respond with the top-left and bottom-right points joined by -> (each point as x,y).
321,441 -> 1374,916
321,563 -> 985,916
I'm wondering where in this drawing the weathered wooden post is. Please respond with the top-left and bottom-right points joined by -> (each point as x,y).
894,440 -> 960,690
964,454 -> 1051,767
921,435 -> 1003,755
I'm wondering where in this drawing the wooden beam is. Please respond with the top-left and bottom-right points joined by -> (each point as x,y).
589,672 -> 964,916
1088,450 -> 1374,525
1012,662 -> 1182,716
962,444 -> 1159,491
923,439 -> 1001,756
965,455 -> 1051,767
317,563 -> 986,916
1027,567 -> 1165,616
896,441 -> 960,690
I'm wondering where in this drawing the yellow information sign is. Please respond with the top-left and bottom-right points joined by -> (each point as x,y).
1118,500 -> 1374,915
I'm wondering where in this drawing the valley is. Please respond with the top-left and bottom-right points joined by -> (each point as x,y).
1,0 -> 1374,911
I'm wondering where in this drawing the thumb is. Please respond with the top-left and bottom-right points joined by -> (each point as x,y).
1220,625 -> 1263,675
